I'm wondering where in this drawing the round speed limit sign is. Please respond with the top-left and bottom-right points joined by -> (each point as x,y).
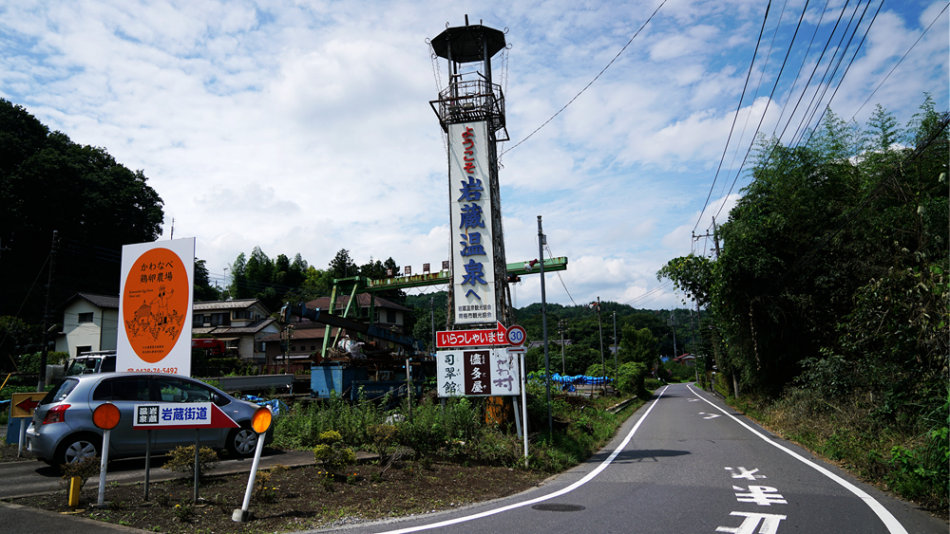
506,325 -> 526,346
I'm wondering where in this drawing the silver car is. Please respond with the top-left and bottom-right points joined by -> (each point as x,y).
26,372 -> 270,466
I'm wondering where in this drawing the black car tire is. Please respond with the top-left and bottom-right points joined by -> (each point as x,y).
55,433 -> 101,466
226,425 -> 258,458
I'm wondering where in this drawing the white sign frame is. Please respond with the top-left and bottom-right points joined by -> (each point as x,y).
436,348 -> 520,397
448,121 -> 497,325
117,238 -> 195,376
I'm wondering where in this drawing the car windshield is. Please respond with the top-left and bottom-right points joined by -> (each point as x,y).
41,378 -> 79,404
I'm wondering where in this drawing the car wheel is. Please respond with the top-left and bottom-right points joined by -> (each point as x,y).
227,426 -> 258,458
56,433 -> 100,466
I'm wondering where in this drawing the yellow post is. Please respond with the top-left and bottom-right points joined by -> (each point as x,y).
68,476 -> 81,508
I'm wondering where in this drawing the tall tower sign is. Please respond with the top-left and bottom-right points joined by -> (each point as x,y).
430,18 -> 510,328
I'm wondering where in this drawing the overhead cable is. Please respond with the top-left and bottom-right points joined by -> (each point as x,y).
500,0 -> 668,157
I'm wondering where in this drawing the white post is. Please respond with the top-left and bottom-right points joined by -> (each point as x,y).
233,433 -> 267,522
17,419 -> 26,457
520,352 -> 529,468
97,430 -> 111,507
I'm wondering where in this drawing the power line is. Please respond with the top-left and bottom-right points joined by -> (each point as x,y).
802,0 -> 883,149
500,0 -> 668,157
850,1 -> 948,122
693,0 -> 772,234
713,0 -> 815,222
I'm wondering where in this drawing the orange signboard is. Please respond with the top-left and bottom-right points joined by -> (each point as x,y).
117,238 -> 194,376
122,247 -> 189,363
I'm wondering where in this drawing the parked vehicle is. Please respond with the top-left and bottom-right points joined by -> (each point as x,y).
26,372 -> 271,466
64,350 -> 116,375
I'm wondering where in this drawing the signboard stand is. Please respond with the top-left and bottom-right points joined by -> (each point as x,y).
92,403 -> 120,507
193,430 -> 201,502
233,407 -> 274,523
11,392 -> 44,457
144,430 -> 152,500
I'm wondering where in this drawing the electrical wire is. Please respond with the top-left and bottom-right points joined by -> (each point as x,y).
790,0 -> 870,148
713,0 -> 814,222
543,244 -> 577,307
850,1 -> 949,122
693,0 -> 772,234
500,0 -> 668,157
802,0 -> 883,148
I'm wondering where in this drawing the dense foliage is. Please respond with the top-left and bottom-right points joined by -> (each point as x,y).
659,96 -> 948,510
0,99 -> 165,321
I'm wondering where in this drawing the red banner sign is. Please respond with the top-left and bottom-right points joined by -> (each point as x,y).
436,322 -> 508,348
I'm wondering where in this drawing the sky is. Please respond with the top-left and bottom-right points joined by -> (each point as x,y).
1,0 -> 947,310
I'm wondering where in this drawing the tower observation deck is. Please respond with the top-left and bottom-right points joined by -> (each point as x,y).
429,22 -> 509,141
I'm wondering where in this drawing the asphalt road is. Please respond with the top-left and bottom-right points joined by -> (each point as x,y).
302,382 -> 947,534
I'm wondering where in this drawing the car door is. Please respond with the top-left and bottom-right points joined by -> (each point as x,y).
90,376 -> 151,456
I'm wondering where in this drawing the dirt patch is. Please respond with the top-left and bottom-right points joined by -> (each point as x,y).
10,459 -> 547,533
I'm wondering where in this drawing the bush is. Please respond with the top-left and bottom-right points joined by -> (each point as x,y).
163,445 -> 219,478
614,362 -> 647,395
313,430 -> 356,473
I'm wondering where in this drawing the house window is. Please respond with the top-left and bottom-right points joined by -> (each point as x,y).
192,314 -> 205,327
233,309 -> 250,320
210,313 -> 230,326
76,345 -> 92,357
386,310 -> 396,324
78,312 -> 94,324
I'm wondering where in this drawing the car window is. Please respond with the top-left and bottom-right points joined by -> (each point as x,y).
100,356 -> 116,373
153,377 -> 216,403
92,377 -> 150,401
41,378 -> 78,404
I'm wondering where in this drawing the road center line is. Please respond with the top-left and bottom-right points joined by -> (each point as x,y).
373,385 -> 670,534
686,383 -> 908,534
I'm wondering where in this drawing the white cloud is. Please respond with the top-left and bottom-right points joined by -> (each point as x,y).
0,0 -> 943,311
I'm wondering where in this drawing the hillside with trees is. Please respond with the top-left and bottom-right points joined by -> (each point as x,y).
659,96 -> 948,511
0,99 -> 164,362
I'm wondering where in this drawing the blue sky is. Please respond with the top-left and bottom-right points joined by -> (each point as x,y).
1,0 -> 947,309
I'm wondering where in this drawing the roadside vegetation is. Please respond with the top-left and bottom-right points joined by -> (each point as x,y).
659,95 -> 948,513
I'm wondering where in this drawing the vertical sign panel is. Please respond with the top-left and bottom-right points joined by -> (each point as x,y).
449,121 -> 496,325
436,349 -> 520,397
117,238 -> 194,376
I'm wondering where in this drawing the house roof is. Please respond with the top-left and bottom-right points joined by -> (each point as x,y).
69,292 -> 119,309
193,299 -> 264,311
193,318 -> 277,336
305,293 -> 411,312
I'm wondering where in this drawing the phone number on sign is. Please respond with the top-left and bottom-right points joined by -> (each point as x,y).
125,367 -> 179,374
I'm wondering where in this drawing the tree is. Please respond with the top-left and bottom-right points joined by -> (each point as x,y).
0,99 -> 165,323
193,259 -> 219,301
329,249 -> 356,279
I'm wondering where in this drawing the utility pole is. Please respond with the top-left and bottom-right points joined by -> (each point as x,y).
38,230 -> 58,390
538,216 -> 552,439
670,310 -> 678,358
594,297 -> 606,395
612,311 -> 618,378
558,319 -> 566,375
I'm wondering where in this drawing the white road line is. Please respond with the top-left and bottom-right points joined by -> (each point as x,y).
373,385 -> 670,534
687,383 -> 908,534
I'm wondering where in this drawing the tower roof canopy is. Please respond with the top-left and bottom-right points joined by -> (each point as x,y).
431,24 -> 506,63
